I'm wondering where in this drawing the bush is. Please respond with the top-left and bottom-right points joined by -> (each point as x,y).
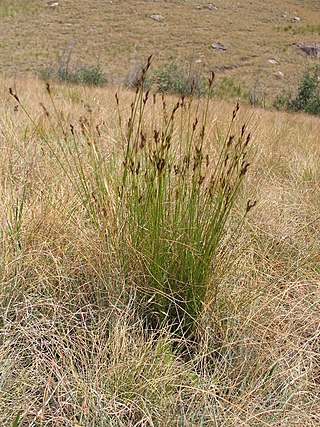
41,48 -> 107,86
123,60 -> 150,89
125,61 -> 209,96
125,60 -> 249,103
274,65 -> 320,115
150,62 -> 208,96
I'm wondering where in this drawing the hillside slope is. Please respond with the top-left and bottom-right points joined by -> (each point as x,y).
1,0 -> 320,102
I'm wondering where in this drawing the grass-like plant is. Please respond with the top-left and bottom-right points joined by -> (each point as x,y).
125,61 -> 249,104
214,76 -> 249,102
42,62 -> 107,86
115,60 -> 252,337
11,412 -> 21,427
9,61 -> 252,341
0,4 -> 15,19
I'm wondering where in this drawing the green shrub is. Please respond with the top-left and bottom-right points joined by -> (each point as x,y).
274,65 -> 320,115
75,65 -> 107,86
150,62 -> 208,96
124,61 -> 209,96
125,61 -> 249,104
41,48 -> 107,86
42,63 -> 107,86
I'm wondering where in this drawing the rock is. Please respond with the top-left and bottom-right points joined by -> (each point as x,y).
273,71 -> 284,79
150,14 -> 164,22
195,59 -> 202,63
290,16 -> 301,23
196,4 -> 217,11
211,43 -> 227,51
296,42 -> 320,57
267,59 -> 278,64
47,1 -> 59,6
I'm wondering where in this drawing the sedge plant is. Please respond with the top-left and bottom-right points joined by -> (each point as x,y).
115,60 -> 253,338
9,62 -> 253,342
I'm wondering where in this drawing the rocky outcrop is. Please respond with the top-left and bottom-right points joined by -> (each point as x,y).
296,42 -> 320,58
211,43 -> 227,51
150,14 -> 164,22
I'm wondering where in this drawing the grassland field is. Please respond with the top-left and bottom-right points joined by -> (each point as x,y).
0,1 -> 320,426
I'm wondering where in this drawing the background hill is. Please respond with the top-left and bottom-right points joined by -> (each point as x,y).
1,0 -> 320,103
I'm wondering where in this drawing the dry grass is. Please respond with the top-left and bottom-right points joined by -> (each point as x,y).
0,76 -> 319,426
1,0 -> 320,103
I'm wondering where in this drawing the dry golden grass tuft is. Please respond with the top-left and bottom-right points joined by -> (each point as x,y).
0,76 -> 319,426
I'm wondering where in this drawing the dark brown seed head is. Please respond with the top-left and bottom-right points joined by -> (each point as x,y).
240,161 -> 250,177
40,103 -> 50,117
9,88 -> 20,103
198,175 -> 205,186
140,131 -> 146,149
143,90 -> 150,105
232,103 -> 240,121
227,135 -> 235,148
193,118 -> 198,132
208,71 -> 215,88
246,199 -> 257,213
244,133 -> 251,147
154,129 -> 160,144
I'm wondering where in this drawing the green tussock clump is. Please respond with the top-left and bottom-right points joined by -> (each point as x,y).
12,59 -> 252,339
115,60 -> 252,337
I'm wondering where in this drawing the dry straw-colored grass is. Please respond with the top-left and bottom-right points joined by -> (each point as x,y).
0,76 -> 319,426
